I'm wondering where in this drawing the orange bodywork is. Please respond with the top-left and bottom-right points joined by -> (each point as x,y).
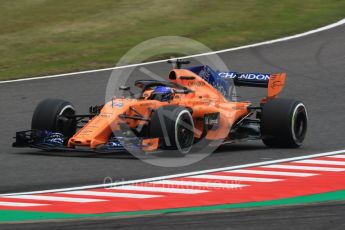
68,69 -> 285,150
267,73 -> 286,99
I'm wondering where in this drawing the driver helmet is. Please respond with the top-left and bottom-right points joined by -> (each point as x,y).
150,86 -> 174,102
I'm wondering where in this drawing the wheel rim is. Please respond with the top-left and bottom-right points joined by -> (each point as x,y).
175,111 -> 194,154
56,105 -> 76,137
292,103 -> 307,144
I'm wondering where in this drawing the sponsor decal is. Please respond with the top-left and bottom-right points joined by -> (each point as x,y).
231,106 -> 244,110
207,118 -> 218,125
139,103 -> 154,107
218,72 -> 237,79
204,112 -> 220,130
188,81 -> 205,87
80,129 -> 93,134
108,141 -> 123,147
238,73 -> 270,81
100,114 -> 112,118
218,72 -> 270,81
271,80 -> 283,89
112,101 -> 124,108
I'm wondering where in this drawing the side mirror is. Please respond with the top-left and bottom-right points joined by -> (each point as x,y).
119,85 -> 135,97
119,85 -> 130,91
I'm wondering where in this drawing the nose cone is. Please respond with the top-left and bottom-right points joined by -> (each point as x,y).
68,100 -> 127,149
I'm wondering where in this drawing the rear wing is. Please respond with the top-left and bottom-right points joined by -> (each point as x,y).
188,65 -> 286,100
218,71 -> 286,99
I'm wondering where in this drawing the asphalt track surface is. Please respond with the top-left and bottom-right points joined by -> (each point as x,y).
0,23 -> 345,228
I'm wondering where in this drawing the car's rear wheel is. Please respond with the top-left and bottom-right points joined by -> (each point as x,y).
31,98 -> 76,138
150,105 -> 194,156
261,98 -> 307,148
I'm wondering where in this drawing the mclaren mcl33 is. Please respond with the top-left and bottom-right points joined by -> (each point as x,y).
13,59 -> 308,156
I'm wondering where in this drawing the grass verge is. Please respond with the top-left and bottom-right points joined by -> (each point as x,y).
1,0 -> 345,80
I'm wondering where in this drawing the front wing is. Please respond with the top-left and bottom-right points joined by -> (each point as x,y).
12,130 -> 140,153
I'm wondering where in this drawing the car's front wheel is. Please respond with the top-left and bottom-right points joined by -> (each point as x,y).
31,98 -> 76,138
149,105 -> 194,156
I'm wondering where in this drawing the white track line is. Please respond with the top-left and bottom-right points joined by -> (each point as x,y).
0,201 -> 48,207
295,159 -> 345,166
149,180 -> 247,189
2,149 -> 345,196
109,185 -> 208,194
327,155 -> 345,159
61,191 -> 161,199
262,164 -> 345,172
187,175 -> 282,182
2,195 -> 106,203
228,169 -> 318,177
1,18 -> 344,85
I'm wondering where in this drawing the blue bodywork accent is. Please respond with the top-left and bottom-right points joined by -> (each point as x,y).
97,136 -> 142,153
188,65 -> 271,97
188,65 -> 234,100
43,132 -> 64,146
102,137 -> 125,150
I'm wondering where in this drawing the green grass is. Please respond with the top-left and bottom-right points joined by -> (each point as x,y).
1,0 -> 345,80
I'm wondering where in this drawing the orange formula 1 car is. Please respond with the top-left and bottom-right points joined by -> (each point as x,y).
13,60 -> 308,156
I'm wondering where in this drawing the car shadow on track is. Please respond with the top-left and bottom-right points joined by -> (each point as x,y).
214,143 -> 268,153
15,142 -> 268,160
15,150 -> 137,159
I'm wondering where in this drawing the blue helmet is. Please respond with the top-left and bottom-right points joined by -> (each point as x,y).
150,86 -> 173,102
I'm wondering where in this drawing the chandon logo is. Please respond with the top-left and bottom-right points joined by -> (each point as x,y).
218,72 -> 270,81
238,73 -> 270,81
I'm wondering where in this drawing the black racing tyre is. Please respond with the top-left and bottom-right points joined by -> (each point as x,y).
149,105 -> 194,156
261,98 -> 308,148
31,98 -> 76,138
